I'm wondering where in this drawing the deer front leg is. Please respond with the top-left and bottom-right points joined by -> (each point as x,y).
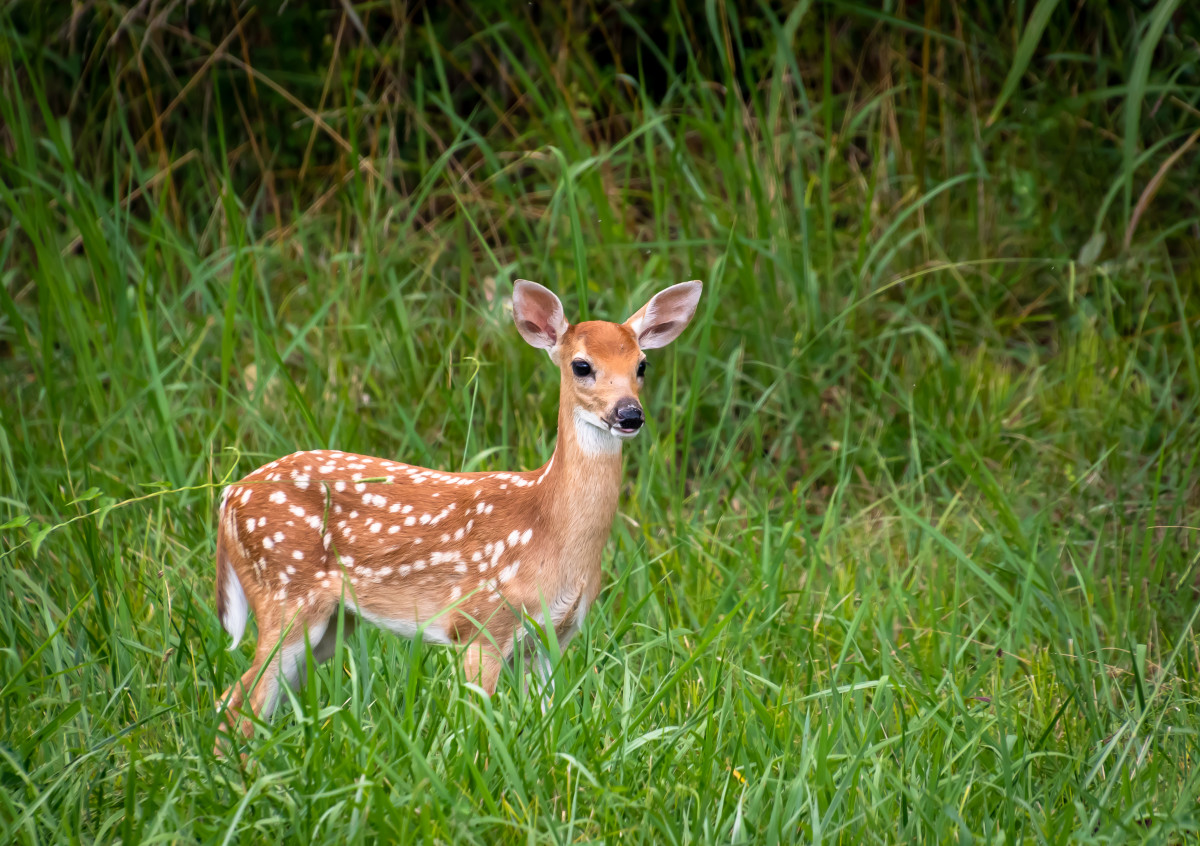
460,638 -> 506,695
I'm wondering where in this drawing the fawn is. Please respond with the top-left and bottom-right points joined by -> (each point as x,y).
213,279 -> 702,740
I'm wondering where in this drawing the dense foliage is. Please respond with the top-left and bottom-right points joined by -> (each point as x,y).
2,1 -> 1198,842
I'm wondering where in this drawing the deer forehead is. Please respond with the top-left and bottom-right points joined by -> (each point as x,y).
563,321 -> 640,367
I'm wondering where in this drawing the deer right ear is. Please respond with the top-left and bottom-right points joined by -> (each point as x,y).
625,280 -> 703,349
512,280 -> 569,356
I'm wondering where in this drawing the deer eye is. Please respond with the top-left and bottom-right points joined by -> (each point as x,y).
637,360 -> 646,378
571,360 -> 593,378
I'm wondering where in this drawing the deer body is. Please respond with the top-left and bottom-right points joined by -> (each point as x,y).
214,280 -> 701,741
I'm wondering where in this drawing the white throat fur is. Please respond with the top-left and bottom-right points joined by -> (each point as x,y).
573,407 -> 624,456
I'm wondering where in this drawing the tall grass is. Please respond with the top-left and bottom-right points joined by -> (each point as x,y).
2,1 -> 1199,842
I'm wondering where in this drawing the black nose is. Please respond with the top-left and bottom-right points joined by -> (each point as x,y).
615,399 -> 644,430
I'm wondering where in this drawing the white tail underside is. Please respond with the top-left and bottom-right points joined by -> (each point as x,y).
221,558 -> 250,649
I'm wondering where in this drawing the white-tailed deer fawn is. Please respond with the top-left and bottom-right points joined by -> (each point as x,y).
213,279 -> 701,742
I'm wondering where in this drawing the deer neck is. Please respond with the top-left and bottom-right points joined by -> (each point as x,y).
534,402 -> 624,569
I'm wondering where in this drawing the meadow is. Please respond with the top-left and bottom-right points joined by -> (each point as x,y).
2,1 -> 1199,842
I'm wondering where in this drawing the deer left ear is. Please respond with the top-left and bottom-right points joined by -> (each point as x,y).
625,281 -> 703,349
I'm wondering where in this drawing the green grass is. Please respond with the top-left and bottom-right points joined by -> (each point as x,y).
2,1 -> 1200,842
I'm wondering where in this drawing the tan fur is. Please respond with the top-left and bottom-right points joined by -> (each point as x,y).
213,280 -> 701,747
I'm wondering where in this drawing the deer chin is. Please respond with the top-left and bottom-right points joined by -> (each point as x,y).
573,407 -> 642,440
573,407 -> 624,455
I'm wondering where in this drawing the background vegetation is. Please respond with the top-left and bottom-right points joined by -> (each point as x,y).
2,0 -> 1199,841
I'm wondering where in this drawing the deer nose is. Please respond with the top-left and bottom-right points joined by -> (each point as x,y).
615,399 -> 644,430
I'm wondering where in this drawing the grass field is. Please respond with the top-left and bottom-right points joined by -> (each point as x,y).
2,1 -> 1200,842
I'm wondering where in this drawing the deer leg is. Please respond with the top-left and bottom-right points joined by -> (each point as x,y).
274,613 -> 331,696
215,611 -> 330,754
531,651 -> 556,712
215,616 -> 283,752
460,639 -> 505,695
311,608 -> 356,664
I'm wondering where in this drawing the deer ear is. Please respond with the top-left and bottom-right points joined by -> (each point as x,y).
625,280 -> 703,349
512,280 -> 569,353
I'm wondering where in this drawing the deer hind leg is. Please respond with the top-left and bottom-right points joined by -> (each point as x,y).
216,615 -> 284,749
215,609 -> 331,750
311,607 -> 356,664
